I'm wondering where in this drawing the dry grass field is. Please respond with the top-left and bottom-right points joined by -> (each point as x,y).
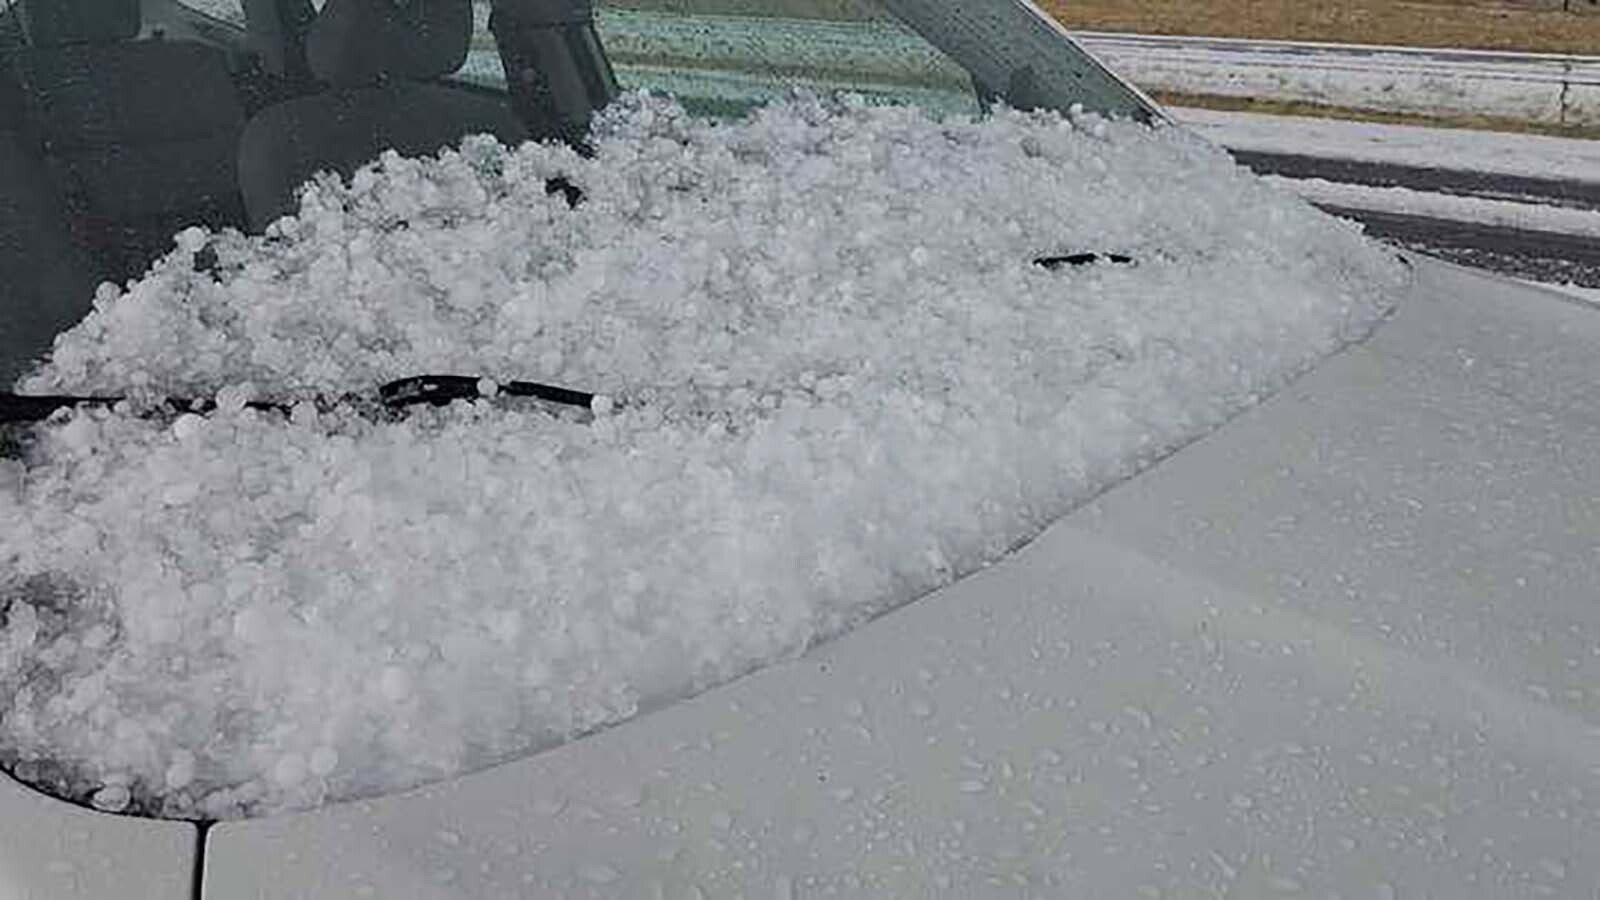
1040,0 -> 1600,55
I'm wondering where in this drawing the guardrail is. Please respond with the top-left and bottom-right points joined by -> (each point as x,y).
1073,32 -> 1600,127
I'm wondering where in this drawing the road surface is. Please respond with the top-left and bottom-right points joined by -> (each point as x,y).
1177,108 -> 1600,290
1236,151 -> 1600,287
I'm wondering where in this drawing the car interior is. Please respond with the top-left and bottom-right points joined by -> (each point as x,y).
0,0 -> 1162,386
0,0 -> 615,385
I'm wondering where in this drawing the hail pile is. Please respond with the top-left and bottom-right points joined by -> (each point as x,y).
0,96 -> 1403,818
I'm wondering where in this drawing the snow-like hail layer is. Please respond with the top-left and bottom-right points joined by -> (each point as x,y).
0,95 -> 1404,819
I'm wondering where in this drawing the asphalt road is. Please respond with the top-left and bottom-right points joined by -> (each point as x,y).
1234,150 -> 1600,287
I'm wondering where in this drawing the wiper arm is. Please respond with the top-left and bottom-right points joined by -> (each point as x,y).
0,375 -> 597,425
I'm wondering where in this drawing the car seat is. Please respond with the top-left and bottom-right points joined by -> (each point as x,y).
240,0 -> 317,86
0,3 -> 95,383
489,0 -> 617,148
0,127 -> 97,387
8,0 -> 247,282
236,0 -> 528,232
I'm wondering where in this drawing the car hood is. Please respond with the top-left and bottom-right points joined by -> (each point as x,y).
11,255 -> 1599,897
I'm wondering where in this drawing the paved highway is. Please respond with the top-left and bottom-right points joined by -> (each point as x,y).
1232,150 -> 1600,287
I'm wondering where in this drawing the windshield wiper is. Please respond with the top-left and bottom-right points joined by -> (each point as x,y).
0,375 -> 596,425
1034,252 -> 1135,270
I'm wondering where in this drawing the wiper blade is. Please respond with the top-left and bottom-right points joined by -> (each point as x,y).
0,375 -> 597,425
379,375 -> 594,410
1034,252 -> 1135,270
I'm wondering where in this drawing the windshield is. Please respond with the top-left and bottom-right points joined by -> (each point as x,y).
171,0 -> 1158,124
546,0 -> 1154,122
1,0 -> 1157,384
0,0 -> 1415,823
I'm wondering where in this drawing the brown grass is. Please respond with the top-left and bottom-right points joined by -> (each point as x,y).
1041,0 -> 1600,55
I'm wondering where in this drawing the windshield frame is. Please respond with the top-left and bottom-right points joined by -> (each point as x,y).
878,0 -> 1163,123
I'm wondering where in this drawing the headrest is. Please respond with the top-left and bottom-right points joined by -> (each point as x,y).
305,0 -> 471,88
490,0 -> 595,28
16,0 -> 140,45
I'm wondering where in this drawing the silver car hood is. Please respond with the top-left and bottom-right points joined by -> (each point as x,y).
7,256 -> 1599,898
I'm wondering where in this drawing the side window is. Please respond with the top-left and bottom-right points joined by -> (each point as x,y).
456,0 -> 507,88
0,0 -> 17,77
594,0 -> 980,119
177,0 -> 248,27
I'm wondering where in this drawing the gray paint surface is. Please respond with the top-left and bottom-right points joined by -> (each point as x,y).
0,773 -> 195,900
203,259 -> 1600,898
